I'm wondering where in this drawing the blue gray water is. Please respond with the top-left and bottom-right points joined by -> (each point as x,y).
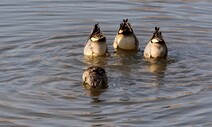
0,0 -> 211,126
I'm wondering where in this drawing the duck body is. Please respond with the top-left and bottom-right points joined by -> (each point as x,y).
143,27 -> 167,58
84,24 -> 108,57
84,39 -> 107,57
113,19 -> 139,51
82,66 -> 108,89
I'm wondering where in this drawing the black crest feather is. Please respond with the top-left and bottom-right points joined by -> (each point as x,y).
119,19 -> 134,35
89,24 -> 106,42
150,27 -> 164,43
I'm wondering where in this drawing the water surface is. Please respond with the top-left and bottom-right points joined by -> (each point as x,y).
0,0 -> 212,126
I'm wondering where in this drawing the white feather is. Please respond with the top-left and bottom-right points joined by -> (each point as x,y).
118,30 -> 123,34
91,37 -> 99,42
151,38 -> 159,43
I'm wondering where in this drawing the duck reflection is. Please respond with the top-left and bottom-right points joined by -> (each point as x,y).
83,55 -> 108,66
114,48 -> 138,57
84,88 -> 107,103
114,49 -> 141,66
144,58 -> 168,78
85,88 -> 105,97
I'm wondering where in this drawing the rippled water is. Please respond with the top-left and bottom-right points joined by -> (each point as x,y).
0,0 -> 212,126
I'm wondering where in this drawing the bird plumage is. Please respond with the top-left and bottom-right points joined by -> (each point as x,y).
113,19 -> 139,51
82,66 -> 108,89
84,24 -> 108,57
143,27 -> 168,58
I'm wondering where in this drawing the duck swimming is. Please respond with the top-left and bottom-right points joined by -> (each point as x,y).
82,66 -> 108,89
113,19 -> 139,51
143,27 -> 168,58
84,24 -> 108,57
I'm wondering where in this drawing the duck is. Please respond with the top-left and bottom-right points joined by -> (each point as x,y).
82,66 -> 108,89
143,27 -> 168,58
84,24 -> 108,57
113,19 -> 139,51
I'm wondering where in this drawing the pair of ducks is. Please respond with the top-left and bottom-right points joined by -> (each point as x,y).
83,19 -> 168,89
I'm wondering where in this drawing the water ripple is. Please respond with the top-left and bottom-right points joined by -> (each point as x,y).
0,0 -> 211,126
